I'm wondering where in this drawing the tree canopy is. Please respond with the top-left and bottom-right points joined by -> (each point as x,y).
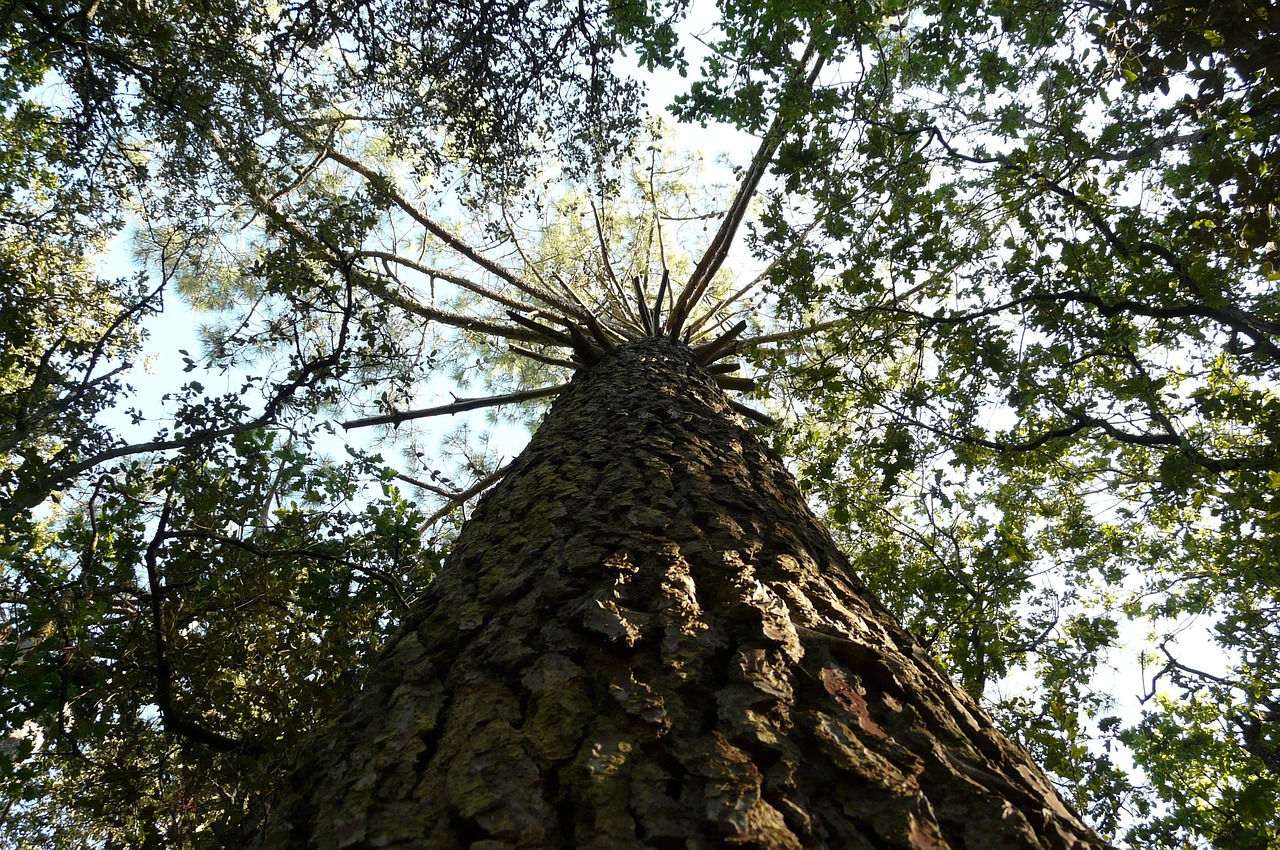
2,0 -> 1277,847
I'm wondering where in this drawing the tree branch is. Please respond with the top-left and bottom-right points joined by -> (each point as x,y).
669,38 -> 825,336
357,250 -> 541,315
417,461 -> 514,532
144,499 -> 262,755
163,528 -> 410,611
342,384 -> 567,430
727,398 -> 777,427
324,149 -> 588,323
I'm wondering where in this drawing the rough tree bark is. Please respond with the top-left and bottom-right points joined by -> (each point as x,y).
258,337 -> 1110,849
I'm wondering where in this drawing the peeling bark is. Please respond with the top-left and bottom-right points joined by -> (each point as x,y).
258,337 -> 1110,850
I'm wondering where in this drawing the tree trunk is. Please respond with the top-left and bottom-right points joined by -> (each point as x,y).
258,337 -> 1109,849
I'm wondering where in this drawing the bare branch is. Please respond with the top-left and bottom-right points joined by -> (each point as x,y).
200,131 -> 545,349
589,195 -> 625,302
582,310 -> 618,353
505,310 -> 576,347
324,149 -> 586,321
652,268 -> 669,333
633,276 -> 655,335
692,319 -> 748,364
418,461 -> 515,533
565,323 -> 605,366
358,250 -> 541,315
727,398 -> 777,427
358,274 -> 542,343
501,205 -> 601,323
342,384 -> 567,430
509,345 -> 579,370
685,218 -> 823,340
713,374 -> 757,393
737,317 -> 852,351
669,39 -> 825,336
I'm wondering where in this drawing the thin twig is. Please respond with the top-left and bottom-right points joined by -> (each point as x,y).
418,462 -> 514,532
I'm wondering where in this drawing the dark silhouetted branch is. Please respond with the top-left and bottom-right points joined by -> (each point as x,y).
509,345 -> 578,370
144,500 -> 262,756
418,461 -> 515,531
506,310 -> 576,347
633,276 -> 655,335
669,39 -> 824,335
652,269 -> 669,333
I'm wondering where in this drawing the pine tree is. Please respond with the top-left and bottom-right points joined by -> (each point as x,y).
258,309 -> 1107,848
255,52 -> 1109,842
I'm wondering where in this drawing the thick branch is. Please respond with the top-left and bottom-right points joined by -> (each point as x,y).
692,320 -> 748,364
360,275 -> 541,344
713,374 -> 757,393
737,317 -> 852,351
505,310 -> 576,347
633,276 -> 655,335
727,397 -> 778,427
684,218 -> 823,341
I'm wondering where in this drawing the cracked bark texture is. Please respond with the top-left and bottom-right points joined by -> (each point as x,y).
257,337 -> 1109,850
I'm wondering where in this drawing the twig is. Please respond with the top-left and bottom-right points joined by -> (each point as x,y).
418,462 -> 514,532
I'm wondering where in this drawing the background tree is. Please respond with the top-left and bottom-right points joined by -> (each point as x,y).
681,0 -> 1279,845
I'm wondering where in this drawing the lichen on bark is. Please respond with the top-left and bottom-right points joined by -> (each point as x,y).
258,337 -> 1110,849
